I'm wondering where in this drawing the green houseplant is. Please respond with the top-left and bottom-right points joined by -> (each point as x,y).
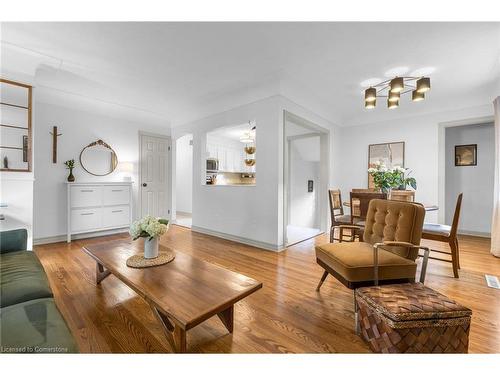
64,159 -> 76,182
368,162 -> 417,194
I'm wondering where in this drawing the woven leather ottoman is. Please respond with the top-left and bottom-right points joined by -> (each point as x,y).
355,283 -> 472,353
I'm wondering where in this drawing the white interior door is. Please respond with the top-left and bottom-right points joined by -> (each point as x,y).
140,134 -> 170,218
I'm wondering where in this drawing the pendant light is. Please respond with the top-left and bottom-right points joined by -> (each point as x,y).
388,91 -> 400,102
416,77 -> 431,93
390,77 -> 404,93
388,98 -> 399,109
362,73 -> 431,110
412,90 -> 425,101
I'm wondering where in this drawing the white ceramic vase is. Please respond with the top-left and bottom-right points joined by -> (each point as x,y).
144,237 -> 159,259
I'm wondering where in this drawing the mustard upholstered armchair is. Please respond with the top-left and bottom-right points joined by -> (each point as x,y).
315,199 -> 430,330
316,199 -> 429,289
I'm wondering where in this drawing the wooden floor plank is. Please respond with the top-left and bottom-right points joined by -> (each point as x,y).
33,227 -> 500,353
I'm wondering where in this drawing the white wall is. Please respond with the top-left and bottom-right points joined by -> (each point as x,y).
171,95 -> 339,250
175,134 -> 193,213
336,104 -> 493,224
445,123 -> 494,235
172,96 -> 282,250
289,138 -> 320,229
33,101 -> 170,241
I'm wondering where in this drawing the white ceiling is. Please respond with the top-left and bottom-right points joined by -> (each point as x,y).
1,22 -> 499,127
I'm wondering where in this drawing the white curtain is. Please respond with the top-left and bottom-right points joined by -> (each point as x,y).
492,97 -> 500,257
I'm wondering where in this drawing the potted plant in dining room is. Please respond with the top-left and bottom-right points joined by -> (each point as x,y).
368,162 -> 417,196
130,216 -> 169,259
64,159 -> 75,182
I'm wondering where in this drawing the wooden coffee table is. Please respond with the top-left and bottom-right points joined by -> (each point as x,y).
83,240 -> 262,353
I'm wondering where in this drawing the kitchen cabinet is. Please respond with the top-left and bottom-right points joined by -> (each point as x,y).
206,140 -> 250,173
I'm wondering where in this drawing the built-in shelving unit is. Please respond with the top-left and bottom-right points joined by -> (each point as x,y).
0,78 -> 33,172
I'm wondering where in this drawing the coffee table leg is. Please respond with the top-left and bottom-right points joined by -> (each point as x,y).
96,262 -> 111,284
217,305 -> 234,333
152,306 -> 187,353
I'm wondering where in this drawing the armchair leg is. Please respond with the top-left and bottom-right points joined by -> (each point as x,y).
419,247 -> 430,283
316,271 -> 328,291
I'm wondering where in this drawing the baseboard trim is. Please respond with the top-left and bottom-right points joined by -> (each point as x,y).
458,230 -> 491,238
34,228 -> 129,245
191,225 -> 284,252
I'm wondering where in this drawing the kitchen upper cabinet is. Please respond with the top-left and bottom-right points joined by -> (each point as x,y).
206,139 -> 247,172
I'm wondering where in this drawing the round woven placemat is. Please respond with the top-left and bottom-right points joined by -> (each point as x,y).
126,251 -> 175,268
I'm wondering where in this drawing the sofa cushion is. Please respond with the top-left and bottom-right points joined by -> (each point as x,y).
1,251 -> 53,308
316,242 -> 417,282
0,229 -> 28,254
0,298 -> 78,353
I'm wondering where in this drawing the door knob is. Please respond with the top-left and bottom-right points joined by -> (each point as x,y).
142,183 -> 147,187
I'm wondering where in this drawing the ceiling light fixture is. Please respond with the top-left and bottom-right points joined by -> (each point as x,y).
412,90 -> 425,102
363,75 -> 431,110
390,77 -> 404,93
388,98 -> 399,109
416,77 -> 431,93
388,91 -> 400,103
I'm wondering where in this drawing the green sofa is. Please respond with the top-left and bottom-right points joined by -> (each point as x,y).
1,229 -> 78,353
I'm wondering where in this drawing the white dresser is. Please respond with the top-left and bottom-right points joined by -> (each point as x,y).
66,182 -> 133,242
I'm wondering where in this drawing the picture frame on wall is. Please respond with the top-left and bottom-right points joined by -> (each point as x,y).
455,144 -> 477,166
368,141 -> 405,188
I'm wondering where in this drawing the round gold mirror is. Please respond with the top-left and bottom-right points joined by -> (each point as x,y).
79,139 -> 118,176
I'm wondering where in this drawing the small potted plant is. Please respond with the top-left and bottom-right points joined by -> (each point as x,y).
64,159 -> 76,182
129,216 -> 169,259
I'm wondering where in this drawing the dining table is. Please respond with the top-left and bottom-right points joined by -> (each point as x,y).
343,201 -> 438,212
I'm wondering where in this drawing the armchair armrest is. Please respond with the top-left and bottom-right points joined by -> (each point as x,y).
0,229 -> 28,254
372,242 -> 430,285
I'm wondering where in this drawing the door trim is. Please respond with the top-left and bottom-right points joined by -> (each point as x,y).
282,110 -> 330,247
138,131 -> 172,220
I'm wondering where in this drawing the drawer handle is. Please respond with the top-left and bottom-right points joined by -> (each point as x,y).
112,210 -> 123,213
111,189 -> 123,192
80,212 -> 94,216
80,189 -> 94,192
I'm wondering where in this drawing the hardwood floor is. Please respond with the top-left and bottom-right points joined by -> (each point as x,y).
34,226 -> 500,353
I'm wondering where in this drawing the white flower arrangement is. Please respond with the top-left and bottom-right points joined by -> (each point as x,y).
367,163 -> 417,192
130,215 -> 169,241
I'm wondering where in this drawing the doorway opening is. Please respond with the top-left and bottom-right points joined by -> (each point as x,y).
444,121 -> 494,237
284,111 -> 329,246
175,134 -> 193,228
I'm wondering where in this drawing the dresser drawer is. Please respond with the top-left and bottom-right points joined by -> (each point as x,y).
103,186 -> 130,206
71,186 -> 102,208
71,208 -> 102,232
102,205 -> 130,228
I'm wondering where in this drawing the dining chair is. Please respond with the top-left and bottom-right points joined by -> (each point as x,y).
315,199 -> 430,332
328,189 -> 353,242
390,190 -> 415,202
421,193 -> 463,278
339,191 -> 387,241
350,189 -> 377,216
